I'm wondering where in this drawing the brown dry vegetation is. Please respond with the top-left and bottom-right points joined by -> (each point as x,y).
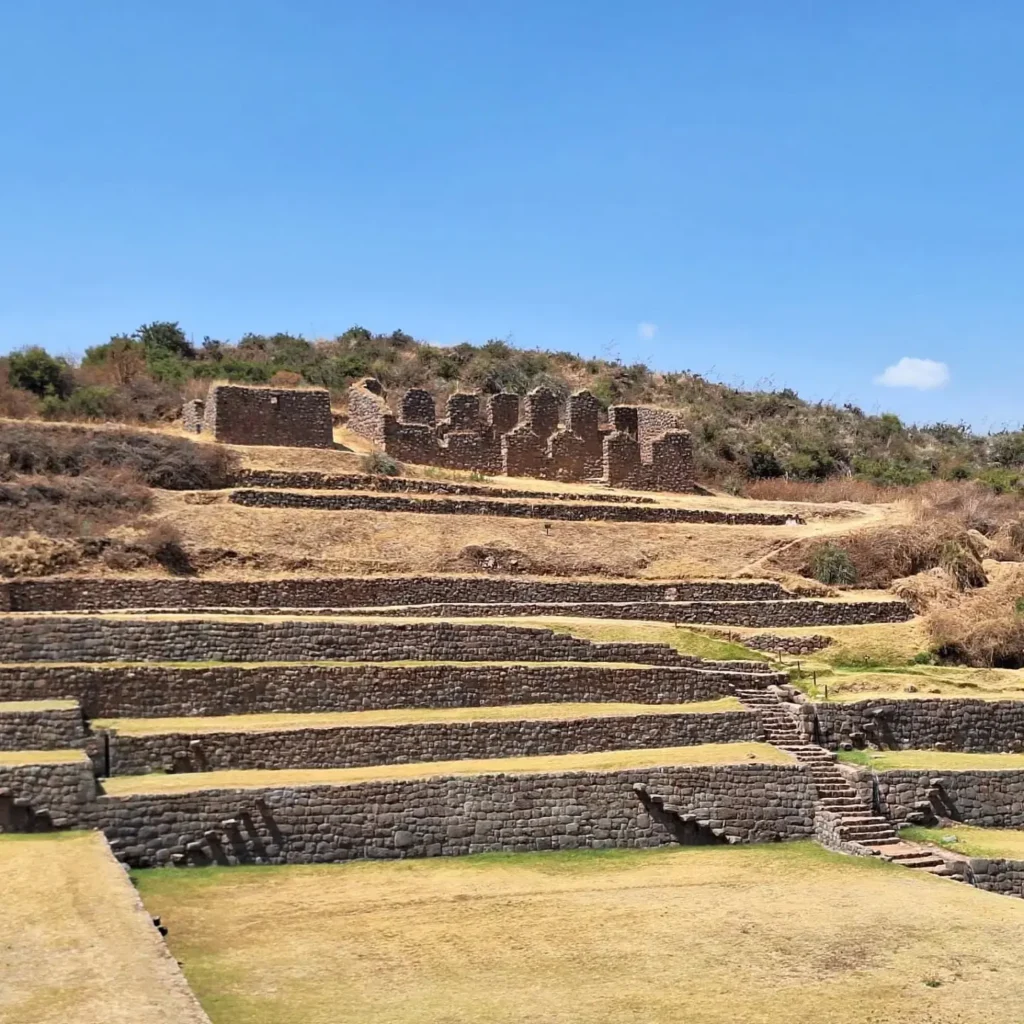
0,832 -> 210,1024
928,562 -> 1024,667
773,480 -> 1024,588
136,843 -> 1024,1024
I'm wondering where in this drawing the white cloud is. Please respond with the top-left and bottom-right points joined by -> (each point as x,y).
874,357 -> 950,391
637,322 -> 658,340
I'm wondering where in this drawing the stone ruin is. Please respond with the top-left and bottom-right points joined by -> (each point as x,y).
184,384 -> 334,449
347,378 -> 695,491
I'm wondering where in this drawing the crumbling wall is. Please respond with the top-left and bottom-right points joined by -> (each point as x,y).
203,384 -> 333,448
346,377 -> 387,446
347,378 -> 696,491
181,399 -> 205,435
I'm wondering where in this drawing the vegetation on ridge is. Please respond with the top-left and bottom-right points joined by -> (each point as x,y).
4,321 -> 1024,489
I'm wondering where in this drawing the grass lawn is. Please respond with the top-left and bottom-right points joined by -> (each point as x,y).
837,748 -> 1024,771
0,831 -> 208,1024
0,748 -> 88,766
903,824 -> 1024,860
484,617 -> 768,661
102,742 -> 788,796
94,697 -> 743,736
134,841 -> 1024,1024
802,663 -> 1024,701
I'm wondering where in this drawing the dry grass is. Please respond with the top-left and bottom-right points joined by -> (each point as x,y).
0,699 -> 79,711
0,831 -> 209,1024
147,485 -> 881,581
134,841 -> 1024,1024
928,562 -> 1024,667
838,748 -> 1024,771
102,743 -> 787,796
772,480 -> 1024,589
904,824 -> 1024,860
814,666 -> 1024,701
94,698 -> 743,735
743,477 -> 910,504
0,749 -> 88,765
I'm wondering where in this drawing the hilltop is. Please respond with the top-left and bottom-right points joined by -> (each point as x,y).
3,321 -> 1024,489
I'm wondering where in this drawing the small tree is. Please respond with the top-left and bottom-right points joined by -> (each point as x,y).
134,321 -> 195,359
8,347 -> 74,399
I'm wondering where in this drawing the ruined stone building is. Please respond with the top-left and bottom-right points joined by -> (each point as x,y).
347,378 -> 695,491
184,384 -> 334,448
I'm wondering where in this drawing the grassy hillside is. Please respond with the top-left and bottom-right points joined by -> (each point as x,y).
4,321 -> 1024,489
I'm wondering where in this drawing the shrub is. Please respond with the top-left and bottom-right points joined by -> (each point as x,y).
0,423 -> 237,489
809,543 -> 858,585
8,347 -> 75,399
0,472 -> 152,538
938,540 -> 988,591
361,451 -> 402,477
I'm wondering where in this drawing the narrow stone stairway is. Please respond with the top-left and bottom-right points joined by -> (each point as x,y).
736,687 -> 949,874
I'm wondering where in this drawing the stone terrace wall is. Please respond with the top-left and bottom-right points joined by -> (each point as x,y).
0,617 -> 701,666
230,470 -> 657,503
105,710 -> 761,775
947,857 -> 1024,899
739,633 -> 834,656
1,576 -> 793,612
203,384 -> 333,448
815,699 -> 1024,753
876,769 -> 1024,828
342,599 -> 912,628
92,762 -> 815,867
0,759 -> 98,828
0,706 -> 85,750
0,663 -> 782,718
229,489 -> 798,525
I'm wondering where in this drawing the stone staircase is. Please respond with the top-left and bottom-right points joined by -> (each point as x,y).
735,687 -> 949,875
632,783 -> 737,845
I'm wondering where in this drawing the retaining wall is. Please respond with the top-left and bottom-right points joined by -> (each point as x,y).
103,710 -> 762,775
228,489 -> 798,525
0,759 -> 98,828
230,470 -> 656,503
947,857 -> 1024,899
816,699 -> 1024,753
341,599 -> 912,627
93,762 -> 815,867
876,769 -> 1024,828
0,576 -> 794,612
0,662 -> 782,718
0,706 -> 85,750
0,617 -> 700,665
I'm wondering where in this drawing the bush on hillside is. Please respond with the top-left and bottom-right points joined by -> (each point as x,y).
0,424 -> 237,490
0,473 -> 152,538
360,451 -> 403,477
809,543 -> 858,585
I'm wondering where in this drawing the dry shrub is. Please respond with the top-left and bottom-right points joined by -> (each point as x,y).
0,531 -> 81,577
938,539 -> 988,591
742,478 -> 906,504
928,563 -> 1024,667
774,480 -> 1024,588
0,472 -> 152,538
890,568 -> 960,614
0,364 -> 42,419
0,422 -> 237,489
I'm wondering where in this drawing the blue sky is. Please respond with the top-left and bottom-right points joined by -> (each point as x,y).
2,3 -> 1022,430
